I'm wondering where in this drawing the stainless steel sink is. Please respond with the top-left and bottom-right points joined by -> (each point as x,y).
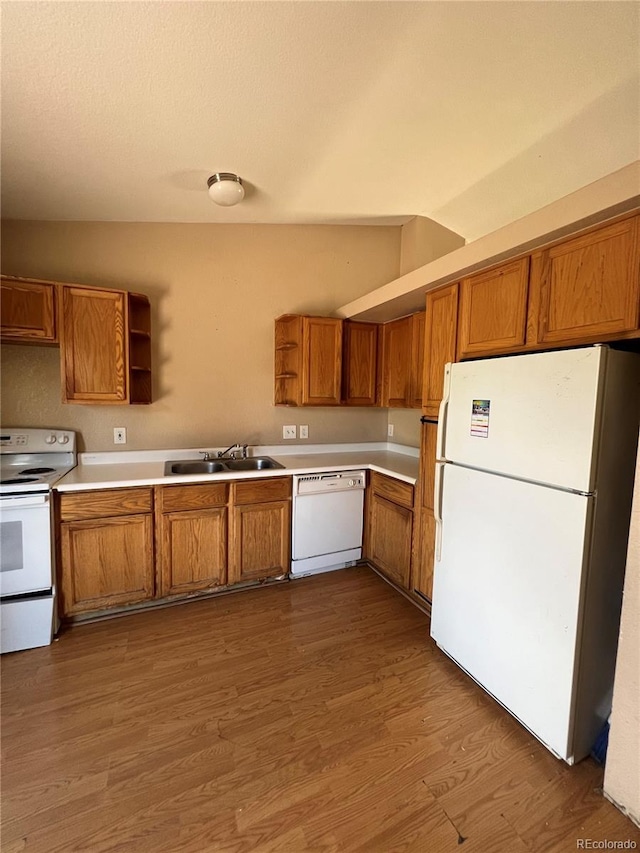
223,457 -> 284,471
164,460 -> 227,475
164,456 -> 284,476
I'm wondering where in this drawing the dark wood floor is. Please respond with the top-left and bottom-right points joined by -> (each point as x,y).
2,567 -> 638,853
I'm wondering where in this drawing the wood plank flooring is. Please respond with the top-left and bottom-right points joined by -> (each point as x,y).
2,567 -> 638,853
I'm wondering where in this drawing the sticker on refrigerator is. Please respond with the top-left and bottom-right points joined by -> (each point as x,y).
471,399 -> 490,438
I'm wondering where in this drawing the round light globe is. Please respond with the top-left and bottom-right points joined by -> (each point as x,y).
207,173 -> 245,207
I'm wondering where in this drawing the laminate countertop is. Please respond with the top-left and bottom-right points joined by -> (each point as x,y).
55,446 -> 420,492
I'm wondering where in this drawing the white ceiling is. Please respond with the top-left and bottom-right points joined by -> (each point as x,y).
1,1 -> 638,241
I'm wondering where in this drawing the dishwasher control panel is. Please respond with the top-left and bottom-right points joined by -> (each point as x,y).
294,470 -> 366,495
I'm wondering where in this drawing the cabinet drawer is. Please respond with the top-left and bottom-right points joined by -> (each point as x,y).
370,472 -> 414,509
159,483 -> 228,512
233,477 -> 292,505
59,487 -> 153,521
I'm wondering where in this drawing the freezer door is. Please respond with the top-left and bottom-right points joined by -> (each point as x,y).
442,347 -> 605,492
431,464 -> 592,761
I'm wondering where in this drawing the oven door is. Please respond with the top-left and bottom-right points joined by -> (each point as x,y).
0,493 -> 53,596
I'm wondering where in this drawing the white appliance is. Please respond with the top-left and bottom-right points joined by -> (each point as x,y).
291,471 -> 366,577
431,345 -> 640,764
0,428 -> 77,654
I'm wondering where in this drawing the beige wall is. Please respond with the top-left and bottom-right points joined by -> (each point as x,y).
1,221 -> 402,451
399,215 -> 465,277
388,408 -> 422,447
604,438 -> 640,826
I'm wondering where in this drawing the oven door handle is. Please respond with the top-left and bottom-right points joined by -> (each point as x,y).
0,494 -> 50,508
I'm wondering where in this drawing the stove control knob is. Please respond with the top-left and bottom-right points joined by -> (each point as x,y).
45,434 -> 57,444
57,434 -> 70,444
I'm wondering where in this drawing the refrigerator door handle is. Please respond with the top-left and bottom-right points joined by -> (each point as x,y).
436,363 -> 452,461
434,462 -> 445,562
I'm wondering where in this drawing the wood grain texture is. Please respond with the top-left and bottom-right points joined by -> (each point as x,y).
61,286 -> 127,403
342,320 -> 379,406
410,420 -> 439,602
159,507 -> 227,596
531,215 -> 640,345
422,283 -> 459,419
368,493 -> 413,589
301,316 -> 343,406
229,499 -> 290,583
59,487 -> 153,521
410,310 -> 426,409
2,568 -> 637,852
370,471 -> 414,509
380,315 -> 413,407
0,277 -> 57,343
233,477 -> 292,506
274,314 -> 303,406
59,513 -> 154,615
457,257 -> 530,358
159,483 -> 228,513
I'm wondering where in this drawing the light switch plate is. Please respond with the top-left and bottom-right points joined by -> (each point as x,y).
283,425 -> 297,439
388,424 -> 394,437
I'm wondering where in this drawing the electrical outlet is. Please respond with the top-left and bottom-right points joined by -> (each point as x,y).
113,427 -> 127,445
299,425 -> 309,439
387,424 -> 394,437
283,425 -> 297,440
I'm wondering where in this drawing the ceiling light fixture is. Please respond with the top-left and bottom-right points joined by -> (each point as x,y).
207,172 -> 245,207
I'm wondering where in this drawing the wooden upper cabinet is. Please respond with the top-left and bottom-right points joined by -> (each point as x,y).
457,258 -> 530,359
302,317 -> 342,406
409,311 -> 426,409
342,320 -> 379,406
275,314 -> 342,406
381,316 -> 413,407
61,286 -> 127,403
1,277 -> 57,344
530,215 -> 640,345
422,283 -> 459,419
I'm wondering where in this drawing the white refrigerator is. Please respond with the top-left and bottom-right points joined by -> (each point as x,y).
430,345 -> 640,763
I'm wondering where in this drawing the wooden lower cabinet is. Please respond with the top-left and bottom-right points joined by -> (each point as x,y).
411,420 -> 439,602
229,477 -> 292,583
59,514 -> 154,615
157,483 -> 229,596
58,487 -> 155,616
367,472 -> 414,590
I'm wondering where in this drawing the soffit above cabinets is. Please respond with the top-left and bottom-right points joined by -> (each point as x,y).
336,163 -> 640,323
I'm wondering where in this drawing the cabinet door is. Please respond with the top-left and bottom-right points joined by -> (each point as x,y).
457,258 -> 529,358
411,421 -> 438,601
0,278 -> 57,343
531,216 -> 640,345
61,286 -> 127,403
301,317 -> 342,406
59,514 -> 154,615
422,283 -> 459,419
369,493 -> 413,589
409,311 -> 426,409
229,500 -> 290,583
381,316 -> 413,407
160,508 -> 227,596
342,321 -> 379,406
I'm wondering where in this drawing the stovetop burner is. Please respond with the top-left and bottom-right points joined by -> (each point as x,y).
1,477 -> 40,485
20,467 -> 55,475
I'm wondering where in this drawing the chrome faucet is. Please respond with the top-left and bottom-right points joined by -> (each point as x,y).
216,442 -> 249,460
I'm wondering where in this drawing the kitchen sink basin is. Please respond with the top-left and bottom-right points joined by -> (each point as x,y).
223,457 -> 284,471
164,460 -> 227,475
164,456 -> 284,476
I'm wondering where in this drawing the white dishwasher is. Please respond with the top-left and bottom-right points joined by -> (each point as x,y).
291,471 -> 366,577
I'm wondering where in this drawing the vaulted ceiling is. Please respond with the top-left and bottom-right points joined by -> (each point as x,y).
2,1 -> 638,241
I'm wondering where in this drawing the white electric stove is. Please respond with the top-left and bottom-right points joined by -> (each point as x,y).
0,428 -> 77,653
